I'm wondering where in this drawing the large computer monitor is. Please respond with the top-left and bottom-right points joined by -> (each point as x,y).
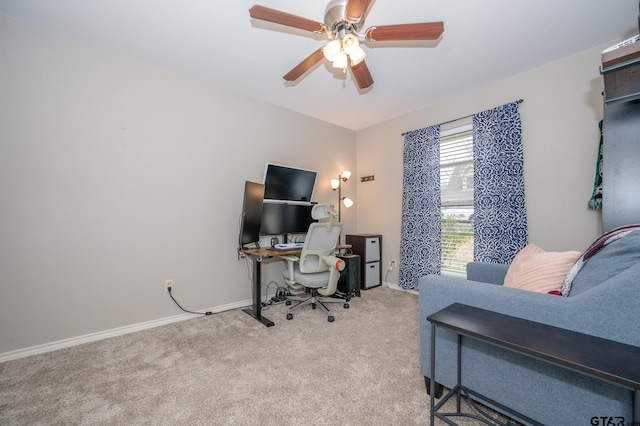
263,163 -> 317,203
238,181 -> 264,248
260,203 -> 316,237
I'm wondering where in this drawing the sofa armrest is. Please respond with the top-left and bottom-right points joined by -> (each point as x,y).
420,263 -> 640,371
419,274 -> 573,388
466,261 -> 509,285
420,275 -> 570,333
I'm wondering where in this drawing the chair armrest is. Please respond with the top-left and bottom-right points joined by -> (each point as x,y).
280,255 -> 300,282
466,261 -> 509,285
316,255 -> 345,297
322,255 -> 346,271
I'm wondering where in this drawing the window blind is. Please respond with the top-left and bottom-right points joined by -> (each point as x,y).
440,129 -> 474,273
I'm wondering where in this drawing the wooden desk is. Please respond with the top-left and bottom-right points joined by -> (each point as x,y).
427,303 -> 640,425
240,244 -> 351,327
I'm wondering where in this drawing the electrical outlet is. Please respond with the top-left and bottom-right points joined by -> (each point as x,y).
165,279 -> 174,291
388,260 -> 396,271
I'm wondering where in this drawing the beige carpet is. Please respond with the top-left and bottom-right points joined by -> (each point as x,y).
0,287 -> 501,425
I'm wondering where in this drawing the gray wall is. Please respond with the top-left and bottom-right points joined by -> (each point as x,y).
356,42 -> 610,285
0,16 -> 356,355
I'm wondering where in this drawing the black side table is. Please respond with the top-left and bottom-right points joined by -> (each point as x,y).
427,303 -> 640,425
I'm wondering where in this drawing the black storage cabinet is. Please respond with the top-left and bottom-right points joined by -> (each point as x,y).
345,234 -> 382,290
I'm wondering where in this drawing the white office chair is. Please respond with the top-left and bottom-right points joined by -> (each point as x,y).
281,204 -> 348,322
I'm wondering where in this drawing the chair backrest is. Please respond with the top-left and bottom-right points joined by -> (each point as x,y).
298,206 -> 342,274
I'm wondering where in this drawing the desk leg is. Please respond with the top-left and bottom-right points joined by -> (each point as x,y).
242,255 -> 274,327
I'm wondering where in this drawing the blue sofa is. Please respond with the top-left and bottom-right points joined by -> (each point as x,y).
419,229 -> 640,425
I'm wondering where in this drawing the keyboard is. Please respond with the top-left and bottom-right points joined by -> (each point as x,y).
273,242 -> 304,250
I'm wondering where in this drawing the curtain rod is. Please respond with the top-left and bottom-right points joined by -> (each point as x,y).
401,99 -> 524,136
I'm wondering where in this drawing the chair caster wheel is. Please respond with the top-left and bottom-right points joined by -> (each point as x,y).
285,300 -> 291,306
312,303 -> 316,310
346,296 -> 351,302
328,316 -> 334,322
344,303 -> 350,309
286,313 -> 293,320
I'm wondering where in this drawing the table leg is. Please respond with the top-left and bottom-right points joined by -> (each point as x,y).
456,333 -> 462,412
634,388 -> 638,424
242,255 -> 274,327
430,323 -> 436,426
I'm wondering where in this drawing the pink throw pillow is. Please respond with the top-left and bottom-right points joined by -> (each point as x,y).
504,244 -> 581,294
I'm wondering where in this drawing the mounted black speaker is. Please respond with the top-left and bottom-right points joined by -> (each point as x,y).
337,254 -> 361,297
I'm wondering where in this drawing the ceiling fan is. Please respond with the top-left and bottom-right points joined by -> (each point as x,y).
249,0 -> 444,89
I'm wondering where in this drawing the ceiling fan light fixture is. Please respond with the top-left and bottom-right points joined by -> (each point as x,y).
332,50 -> 348,69
342,34 -> 366,65
348,46 -> 366,65
342,34 -> 359,51
323,39 -> 342,61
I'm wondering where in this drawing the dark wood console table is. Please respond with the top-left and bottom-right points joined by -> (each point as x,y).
427,303 -> 640,425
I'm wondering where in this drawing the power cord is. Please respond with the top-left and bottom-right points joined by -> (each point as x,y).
262,282 -> 290,307
273,286 -> 291,302
382,260 -> 395,288
167,287 -> 213,316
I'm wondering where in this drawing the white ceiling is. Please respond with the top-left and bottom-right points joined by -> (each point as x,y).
2,0 -> 638,130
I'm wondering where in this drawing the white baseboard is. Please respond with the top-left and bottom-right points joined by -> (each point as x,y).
0,299 -> 252,363
383,281 -> 418,295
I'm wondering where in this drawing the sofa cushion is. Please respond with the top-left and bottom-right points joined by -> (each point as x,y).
503,244 -> 581,294
568,229 -> 640,297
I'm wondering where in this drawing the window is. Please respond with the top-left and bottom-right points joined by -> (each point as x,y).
440,125 -> 474,274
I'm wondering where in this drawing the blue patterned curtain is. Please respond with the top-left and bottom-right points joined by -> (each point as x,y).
399,125 -> 441,290
473,102 -> 528,263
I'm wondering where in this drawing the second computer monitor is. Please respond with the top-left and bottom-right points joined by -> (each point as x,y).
260,203 -> 316,236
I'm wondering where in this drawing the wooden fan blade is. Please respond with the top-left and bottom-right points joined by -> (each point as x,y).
249,5 -> 325,33
365,22 -> 444,42
345,0 -> 373,23
349,60 -> 374,89
283,49 -> 325,82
